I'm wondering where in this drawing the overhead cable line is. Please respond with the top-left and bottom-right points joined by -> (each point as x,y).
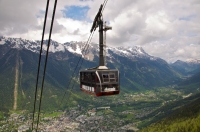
35,0 -> 58,131
32,0 -> 50,130
102,0 -> 108,12
62,31 -> 95,107
59,31 -> 94,106
73,31 -> 95,83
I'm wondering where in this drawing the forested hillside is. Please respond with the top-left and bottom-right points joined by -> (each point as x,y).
175,72 -> 200,94
140,92 -> 200,132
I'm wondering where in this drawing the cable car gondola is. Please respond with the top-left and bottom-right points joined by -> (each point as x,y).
80,4 -> 120,96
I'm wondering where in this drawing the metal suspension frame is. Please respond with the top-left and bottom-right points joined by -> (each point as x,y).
90,5 -> 112,69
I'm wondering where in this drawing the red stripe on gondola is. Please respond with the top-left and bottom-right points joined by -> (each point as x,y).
81,88 -> 119,96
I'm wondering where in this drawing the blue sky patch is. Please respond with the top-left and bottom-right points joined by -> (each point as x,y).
188,32 -> 197,37
63,6 -> 90,21
36,10 -> 45,18
39,10 -> 45,14
179,14 -> 196,21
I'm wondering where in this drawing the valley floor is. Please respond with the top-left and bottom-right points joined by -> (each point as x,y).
1,86 -> 193,131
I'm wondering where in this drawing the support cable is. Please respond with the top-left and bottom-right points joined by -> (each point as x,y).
35,0 -> 57,131
73,32 -> 95,85
63,31 -> 95,106
102,0 -> 108,12
32,0 -> 50,130
59,31 -> 94,106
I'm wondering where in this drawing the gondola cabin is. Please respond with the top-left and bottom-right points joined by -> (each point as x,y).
80,69 -> 120,96
80,4 -> 120,96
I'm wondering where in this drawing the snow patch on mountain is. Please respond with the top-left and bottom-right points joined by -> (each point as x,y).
0,40 -> 5,45
66,45 -> 82,55
57,44 -> 65,52
109,46 -> 150,60
185,59 -> 200,64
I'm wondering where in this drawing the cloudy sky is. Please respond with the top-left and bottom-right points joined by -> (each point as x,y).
0,0 -> 200,62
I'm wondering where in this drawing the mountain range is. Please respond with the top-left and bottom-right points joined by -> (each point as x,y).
0,36 -> 200,111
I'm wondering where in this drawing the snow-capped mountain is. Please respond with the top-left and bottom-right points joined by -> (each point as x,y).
172,60 -> 200,66
0,36 -> 157,62
0,36 -> 83,54
185,59 -> 200,64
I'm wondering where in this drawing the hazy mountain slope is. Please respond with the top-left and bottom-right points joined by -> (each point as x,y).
171,60 -> 200,76
109,51 -> 180,89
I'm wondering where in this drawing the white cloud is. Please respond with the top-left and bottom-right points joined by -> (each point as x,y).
0,0 -> 200,62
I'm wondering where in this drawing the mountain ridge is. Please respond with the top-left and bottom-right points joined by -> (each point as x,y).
0,36 -> 162,62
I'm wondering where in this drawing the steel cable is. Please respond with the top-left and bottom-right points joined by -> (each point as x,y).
62,31 -> 95,107
32,0 -> 50,130
59,31 -> 94,107
35,0 -> 57,131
